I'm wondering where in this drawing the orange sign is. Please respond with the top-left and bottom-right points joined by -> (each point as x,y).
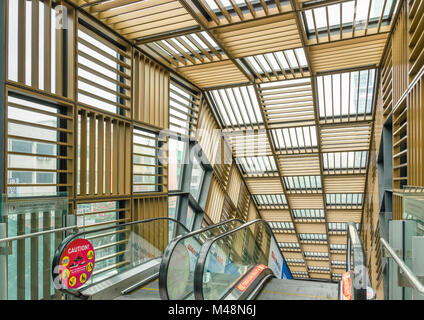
341,272 -> 352,300
236,264 -> 267,292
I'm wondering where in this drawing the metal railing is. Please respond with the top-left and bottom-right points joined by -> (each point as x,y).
51,217 -> 190,298
0,225 -> 78,244
158,218 -> 244,300
346,221 -> 370,300
380,237 -> 424,295
193,219 -> 291,300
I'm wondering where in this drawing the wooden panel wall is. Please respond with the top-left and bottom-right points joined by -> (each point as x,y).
133,51 -> 169,128
133,195 -> 169,252
77,22 -> 132,117
204,176 -> 225,224
408,0 -> 424,78
77,107 -> 132,198
196,99 -> 221,164
7,0 -> 75,98
407,74 -> 424,186
392,2 -> 409,106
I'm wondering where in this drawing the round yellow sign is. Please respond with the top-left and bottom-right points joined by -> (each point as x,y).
61,256 -> 70,267
87,250 -> 94,260
80,273 -> 87,284
69,276 -> 77,287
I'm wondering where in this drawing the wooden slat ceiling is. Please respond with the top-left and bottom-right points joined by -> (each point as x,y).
72,0 -> 401,281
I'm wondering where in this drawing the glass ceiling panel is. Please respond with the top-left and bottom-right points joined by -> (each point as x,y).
323,151 -> 368,170
241,48 -> 309,79
236,155 -> 277,175
292,209 -> 325,219
326,193 -> 364,205
208,85 -> 263,129
254,194 -> 287,206
302,0 -> 400,38
271,126 -> 318,153
283,175 -> 322,191
317,69 -> 376,121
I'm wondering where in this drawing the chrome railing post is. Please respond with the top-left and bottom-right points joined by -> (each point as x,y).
0,223 -> 7,300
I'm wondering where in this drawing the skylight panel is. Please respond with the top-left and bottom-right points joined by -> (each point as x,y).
241,48 -> 309,81
292,209 -> 325,219
326,193 -> 364,207
254,194 -> 287,206
317,69 -> 376,122
271,126 -> 318,154
236,155 -> 277,175
283,175 -> 322,192
208,85 -> 263,130
302,0 -> 399,40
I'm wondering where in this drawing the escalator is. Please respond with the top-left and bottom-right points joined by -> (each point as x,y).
191,220 -> 372,301
52,216 -> 371,300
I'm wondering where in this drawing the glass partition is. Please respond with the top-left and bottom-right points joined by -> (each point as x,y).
163,219 -> 244,300
194,220 -> 289,300
52,218 -> 189,295
0,192 -> 69,300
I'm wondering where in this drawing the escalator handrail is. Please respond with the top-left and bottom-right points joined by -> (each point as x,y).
193,219 -> 290,300
158,218 -> 245,300
346,221 -> 369,300
52,217 -> 190,298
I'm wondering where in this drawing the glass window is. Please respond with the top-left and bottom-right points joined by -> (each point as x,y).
11,140 -> 32,153
36,172 -> 54,184
168,138 -> 188,191
190,156 -> 204,201
133,129 -> 160,193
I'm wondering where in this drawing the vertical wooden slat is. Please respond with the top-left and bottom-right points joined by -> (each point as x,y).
44,0 -> 51,92
17,0 -> 26,83
105,117 -> 112,195
97,115 -> 104,195
133,53 -> 139,122
80,110 -> 87,196
89,112 -> 96,196
31,0 -> 39,89
118,121 -> 125,194
112,119 -> 119,195
125,123 -> 131,195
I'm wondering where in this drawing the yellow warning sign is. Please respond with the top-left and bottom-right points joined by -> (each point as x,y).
80,273 -> 87,284
86,262 -> 93,273
69,276 -> 77,287
61,256 -> 70,267
87,250 -> 94,260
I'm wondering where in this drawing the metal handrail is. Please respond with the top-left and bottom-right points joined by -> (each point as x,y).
0,225 -> 78,244
51,217 -> 191,298
158,218 -> 245,300
380,237 -> 424,294
346,221 -> 368,300
193,219 -> 291,300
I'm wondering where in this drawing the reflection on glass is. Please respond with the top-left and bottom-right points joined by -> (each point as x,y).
166,219 -> 244,300
168,138 -> 187,191
190,157 -> 204,200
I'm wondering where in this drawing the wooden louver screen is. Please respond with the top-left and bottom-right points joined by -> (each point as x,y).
77,22 -> 132,117
133,128 -> 167,193
133,51 -> 169,128
77,107 -> 131,197
6,89 -> 74,196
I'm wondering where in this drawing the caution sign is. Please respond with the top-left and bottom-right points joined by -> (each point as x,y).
236,264 -> 267,292
341,272 -> 353,300
58,238 -> 95,289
